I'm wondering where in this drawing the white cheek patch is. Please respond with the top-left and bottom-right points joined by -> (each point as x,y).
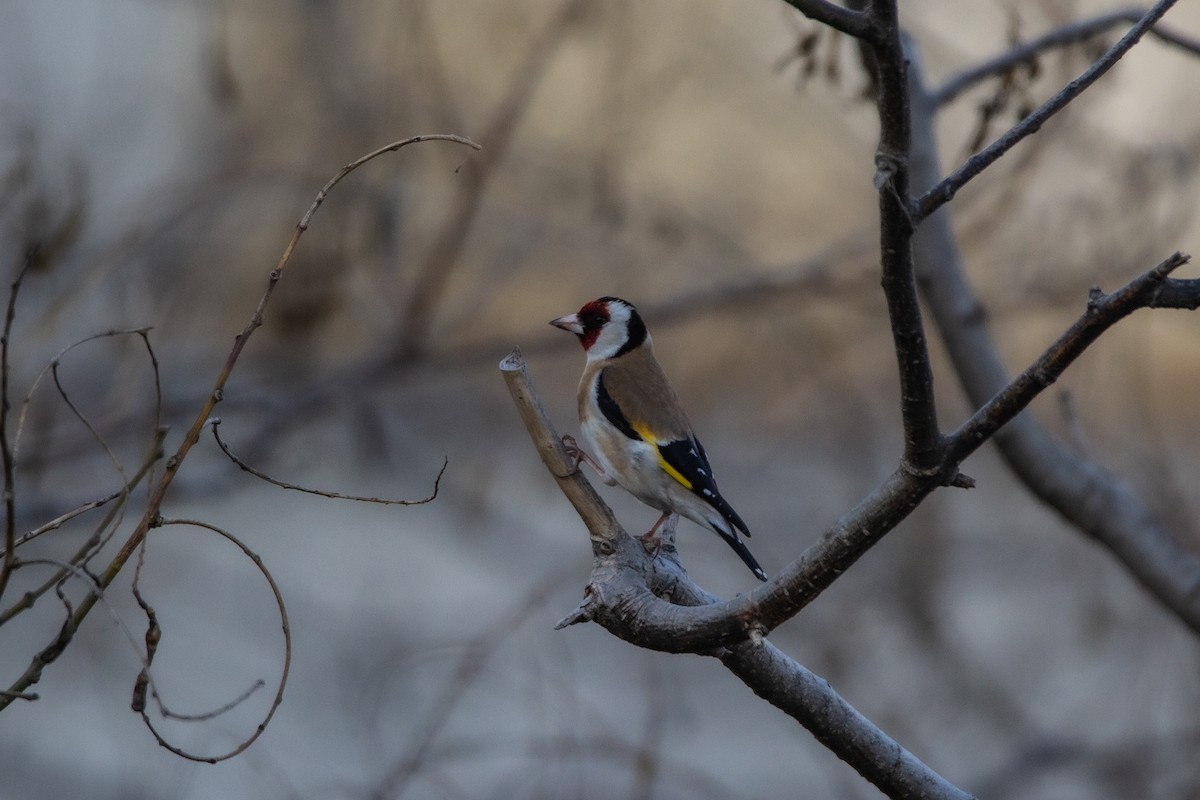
587,325 -> 627,360
585,301 -> 635,361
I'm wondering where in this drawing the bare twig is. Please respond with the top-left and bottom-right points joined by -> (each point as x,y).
0,133 -> 479,714
499,348 -> 622,547
392,0 -> 585,360
933,8 -> 1200,106
133,518 -> 291,764
0,427 -> 166,627
209,418 -> 445,505
373,569 -> 576,799
0,254 -> 33,602
917,0 -> 1182,222
945,252 -> 1192,457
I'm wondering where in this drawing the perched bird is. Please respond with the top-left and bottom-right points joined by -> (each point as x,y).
550,296 -> 767,581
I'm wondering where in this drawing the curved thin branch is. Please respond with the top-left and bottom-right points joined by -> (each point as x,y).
0,427 -> 166,628
209,418 -> 445,505
916,0 -> 1181,223
135,518 -> 291,764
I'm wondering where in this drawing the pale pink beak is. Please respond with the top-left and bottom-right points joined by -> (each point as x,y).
549,313 -> 584,336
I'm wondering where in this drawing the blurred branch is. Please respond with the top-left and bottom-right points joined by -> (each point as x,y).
779,0 -> 877,41
392,0 -> 588,361
907,49 -> 1200,634
933,8 -> 1200,106
916,0 -> 1181,223
373,569 -> 576,799
0,254 -> 33,602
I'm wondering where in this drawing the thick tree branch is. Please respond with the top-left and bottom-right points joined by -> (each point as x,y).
502,350 -> 971,799
946,253 -> 1193,458
916,0 -> 1181,223
503,235 -> 1199,644
862,3 -> 945,475
907,52 -> 1200,634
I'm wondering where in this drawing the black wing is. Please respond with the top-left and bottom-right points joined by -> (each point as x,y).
657,437 -> 752,539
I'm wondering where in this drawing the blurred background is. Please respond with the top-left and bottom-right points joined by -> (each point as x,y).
1,1 -> 1200,798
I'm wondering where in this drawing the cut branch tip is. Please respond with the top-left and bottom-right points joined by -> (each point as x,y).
554,597 -> 594,630
949,472 -> 976,489
498,347 -> 525,372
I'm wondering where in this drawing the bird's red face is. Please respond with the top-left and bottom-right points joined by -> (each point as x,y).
550,299 -> 612,351
551,297 -> 646,360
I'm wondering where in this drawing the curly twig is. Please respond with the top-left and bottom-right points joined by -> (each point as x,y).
209,417 -> 445,505
133,518 -> 291,764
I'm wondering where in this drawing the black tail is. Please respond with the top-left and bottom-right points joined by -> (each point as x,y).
714,527 -> 768,582
704,490 -> 764,580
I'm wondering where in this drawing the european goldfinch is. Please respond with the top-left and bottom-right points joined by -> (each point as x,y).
550,296 -> 767,582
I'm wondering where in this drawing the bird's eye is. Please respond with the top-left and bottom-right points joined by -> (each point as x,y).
581,311 -> 607,329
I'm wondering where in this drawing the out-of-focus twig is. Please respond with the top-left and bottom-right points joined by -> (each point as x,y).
917,0 -> 1182,222
131,517 -> 291,764
0,133 -> 479,714
392,0 -> 588,361
0,254 -> 33,603
933,8 -> 1200,106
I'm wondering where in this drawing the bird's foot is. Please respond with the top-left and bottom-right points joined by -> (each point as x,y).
556,435 -> 583,477
639,512 -> 675,559
559,435 -> 613,483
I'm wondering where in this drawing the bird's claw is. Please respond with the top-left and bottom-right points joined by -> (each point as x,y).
556,435 -> 583,478
639,529 -> 665,560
